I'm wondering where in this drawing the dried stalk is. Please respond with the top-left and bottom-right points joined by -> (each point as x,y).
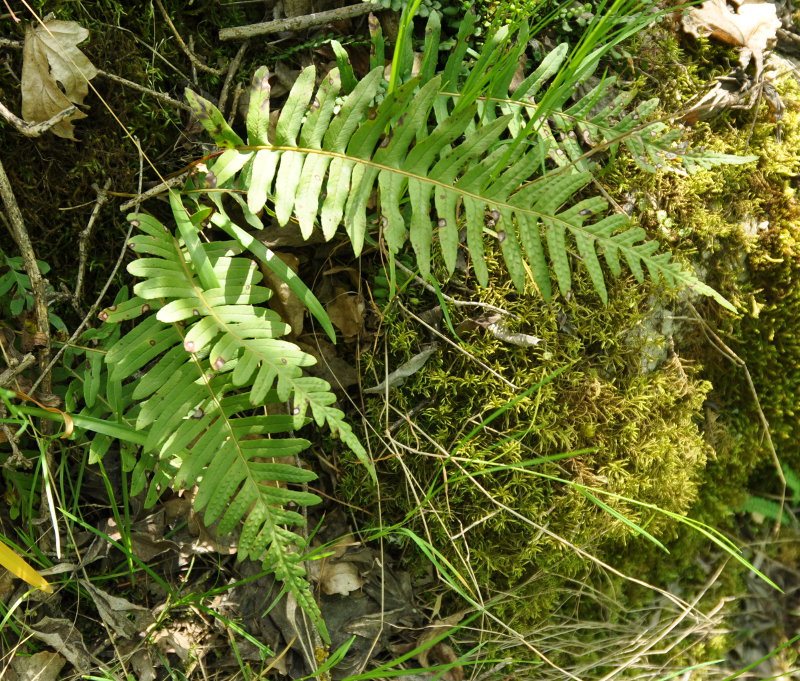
219,2 -> 375,40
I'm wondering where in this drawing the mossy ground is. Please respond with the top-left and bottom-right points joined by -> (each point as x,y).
337,13 -> 800,671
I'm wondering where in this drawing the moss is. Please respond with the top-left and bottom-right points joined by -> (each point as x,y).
341,262 -> 716,623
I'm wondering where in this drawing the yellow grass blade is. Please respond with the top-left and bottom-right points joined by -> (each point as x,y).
0,537 -> 53,593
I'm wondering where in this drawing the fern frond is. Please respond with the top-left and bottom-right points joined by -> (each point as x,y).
189,36 -> 739,310
92,203 -> 382,643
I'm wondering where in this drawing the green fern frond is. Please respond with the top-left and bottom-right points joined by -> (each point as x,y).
92,202 -> 382,643
188,30 -> 740,311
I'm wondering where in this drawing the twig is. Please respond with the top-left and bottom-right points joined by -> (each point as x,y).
218,41 -> 249,118
0,100 -> 78,137
398,301 -> 521,390
119,171 -> 189,212
97,70 -> 192,111
0,352 -> 36,389
154,0 -> 225,76
219,2 -> 376,40
686,302 -> 786,534
393,260 -> 520,320
74,180 -> 112,303
30,140 -> 145,394
0,158 -> 51,394
228,82 -> 244,126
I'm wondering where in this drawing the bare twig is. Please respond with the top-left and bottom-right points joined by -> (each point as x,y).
97,70 -> 192,111
686,302 -> 786,534
0,158 -> 51,394
74,180 -> 112,303
31,141 -> 145,394
219,2 -> 375,40
0,100 -> 78,137
398,301 -> 521,390
218,41 -> 249,118
155,0 -> 225,76
119,171 -> 189,211
0,352 -> 36,389
393,260 -> 520,320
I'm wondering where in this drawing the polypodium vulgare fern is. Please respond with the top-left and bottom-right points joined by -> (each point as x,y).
186,11 -> 751,311
89,193 -> 376,641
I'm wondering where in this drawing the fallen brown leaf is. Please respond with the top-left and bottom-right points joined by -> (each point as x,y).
21,20 -> 99,139
682,0 -> 780,78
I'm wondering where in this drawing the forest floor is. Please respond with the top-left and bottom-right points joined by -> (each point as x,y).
0,1 -> 799,681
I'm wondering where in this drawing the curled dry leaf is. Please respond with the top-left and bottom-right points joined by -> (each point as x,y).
21,20 -> 99,139
682,0 -> 781,78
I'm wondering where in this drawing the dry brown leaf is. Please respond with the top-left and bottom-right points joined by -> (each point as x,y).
11,651 -> 66,681
21,20 -> 99,139
682,0 -> 780,78
27,617 -> 93,672
259,253 -> 305,335
326,288 -> 365,340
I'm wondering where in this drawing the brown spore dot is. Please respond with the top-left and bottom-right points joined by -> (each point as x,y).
437,218 -> 447,228
191,408 -> 205,419
292,406 -> 301,415
491,209 -> 500,222
213,356 -> 226,370
312,98 -> 320,110
98,310 -> 109,322
497,230 -> 506,243
141,304 -> 151,313
184,339 -> 196,352
148,339 -> 156,346
280,358 -> 288,365
192,309 -> 200,316
130,220 -> 140,228
579,209 -> 592,216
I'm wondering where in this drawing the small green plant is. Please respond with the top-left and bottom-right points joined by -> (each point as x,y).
0,250 -> 66,332
742,463 -> 800,526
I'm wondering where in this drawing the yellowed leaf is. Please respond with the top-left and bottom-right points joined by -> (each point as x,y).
0,537 -> 53,593
21,20 -> 99,139
682,0 -> 781,78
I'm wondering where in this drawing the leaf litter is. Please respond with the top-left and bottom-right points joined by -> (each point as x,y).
21,19 -> 98,139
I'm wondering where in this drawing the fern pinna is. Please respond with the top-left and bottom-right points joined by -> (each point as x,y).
95,193 -> 374,640
186,12 -> 748,311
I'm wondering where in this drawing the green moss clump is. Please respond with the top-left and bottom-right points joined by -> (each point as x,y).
342,265 -> 715,623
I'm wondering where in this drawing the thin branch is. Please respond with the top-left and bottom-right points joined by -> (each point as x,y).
97,70 -> 192,111
686,302 -> 786,533
30,141 -> 145,394
0,100 -> 78,137
393,260 -> 520,320
119,171 -> 189,212
0,158 -> 51,394
219,3 -> 375,40
154,0 -> 225,76
397,301 -> 521,390
74,180 -> 113,303
218,41 -> 249,118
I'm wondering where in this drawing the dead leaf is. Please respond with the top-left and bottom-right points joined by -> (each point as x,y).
364,345 -> 438,394
326,289 -> 365,340
27,617 -> 93,672
79,579 -> 154,638
417,642 -> 463,681
11,651 -> 66,681
682,0 -> 781,78
21,20 -> 99,139
319,561 -> 363,596
259,252 -> 305,335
